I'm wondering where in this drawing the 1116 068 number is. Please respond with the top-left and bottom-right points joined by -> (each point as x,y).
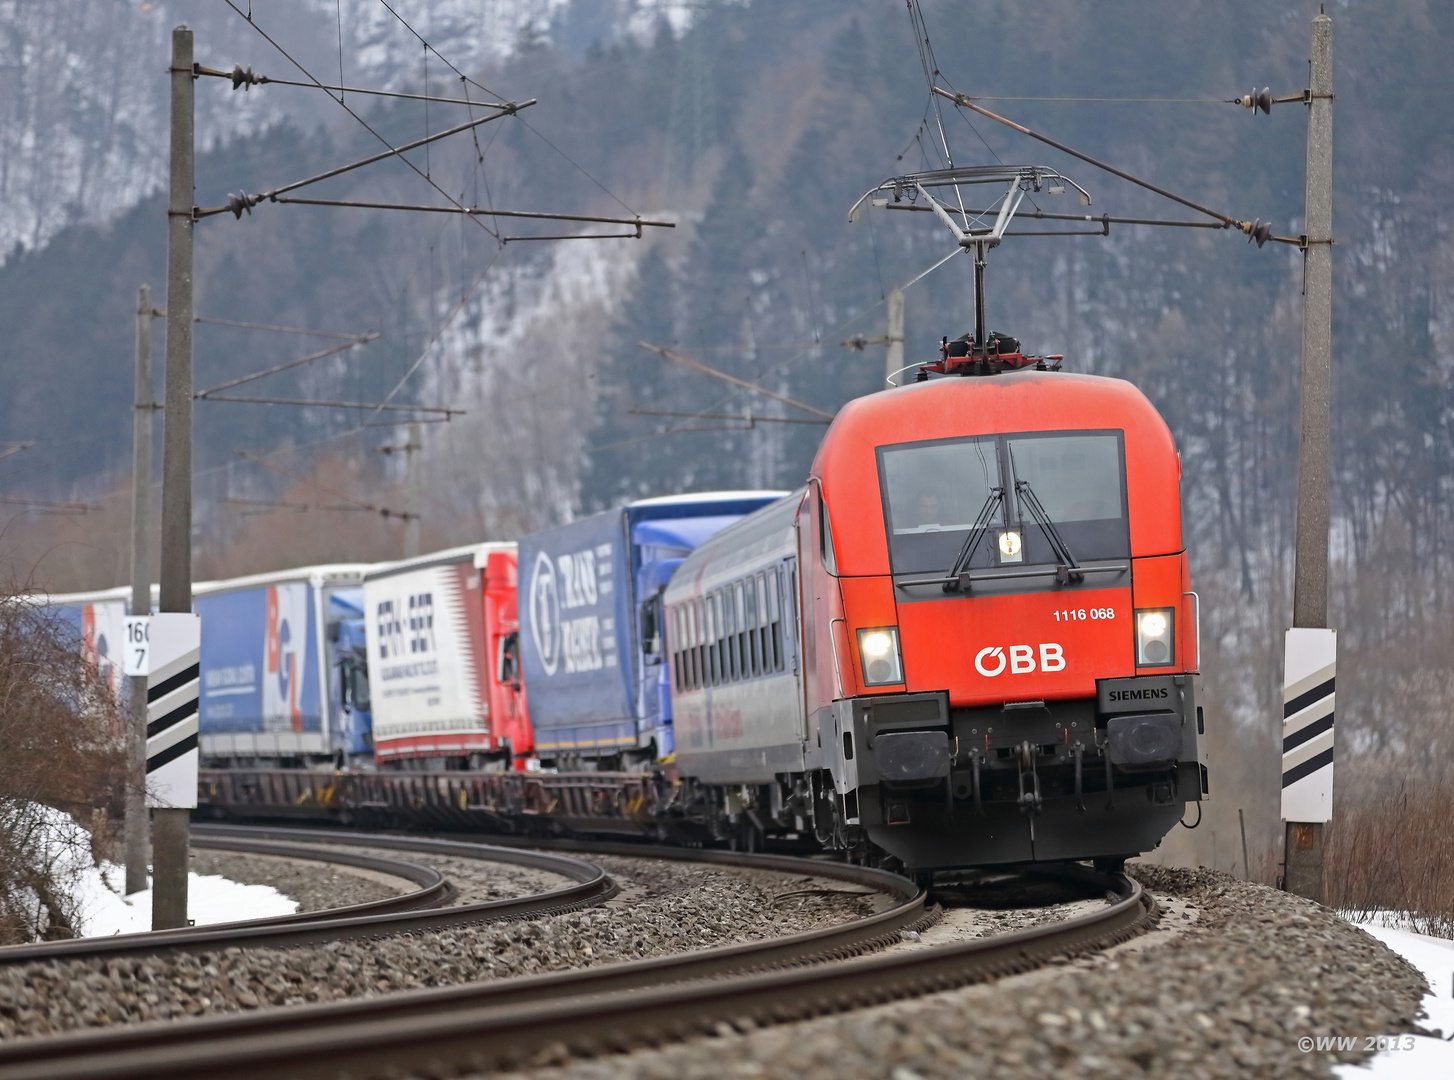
1054,608 -> 1116,622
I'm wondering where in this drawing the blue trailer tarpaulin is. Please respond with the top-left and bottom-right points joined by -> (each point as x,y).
519,494 -> 786,757
519,510 -> 632,751
195,583 -> 321,735
630,515 -> 741,553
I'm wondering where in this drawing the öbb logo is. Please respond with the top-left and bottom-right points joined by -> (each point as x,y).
974,644 -> 1066,676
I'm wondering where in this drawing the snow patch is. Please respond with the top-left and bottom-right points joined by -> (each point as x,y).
1335,917 -> 1454,1079
1,801 -> 295,939
79,869 -> 298,938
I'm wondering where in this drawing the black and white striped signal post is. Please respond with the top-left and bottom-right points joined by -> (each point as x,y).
144,614 -> 201,808
140,613 -> 199,930
1282,628 -> 1336,899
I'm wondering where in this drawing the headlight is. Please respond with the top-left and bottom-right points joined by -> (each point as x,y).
997,529 -> 1023,563
1135,607 -> 1175,667
856,626 -> 904,686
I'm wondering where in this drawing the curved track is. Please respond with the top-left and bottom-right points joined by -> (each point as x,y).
0,826 -> 1154,1080
0,830 -> 614,964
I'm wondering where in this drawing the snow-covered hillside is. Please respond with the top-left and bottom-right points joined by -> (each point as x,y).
0,0 -> 692,260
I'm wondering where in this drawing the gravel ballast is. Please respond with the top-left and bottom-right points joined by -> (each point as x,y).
188,848 -> 411,913
0,855 -> 872,1040
468,866 -> 1426,1080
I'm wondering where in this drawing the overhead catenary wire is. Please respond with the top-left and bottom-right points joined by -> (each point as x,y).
638,344 -> 836,420
513,115 -> 642,219
220,0 -> 507,242
367,248 -> 503,424
257,196 -> 673,235
195,64 -> 510,108
374,0 -> 507,101
955,95 -> 1237,104
193,316 -> 370,340
595,243 -> 968,455
906,0 -> 954,169
204,394 -> 462,416
194,102 -> 533,220
235,449 -> 416,519
879,202 -> 1234,232
194,334 -> 379,397
216,0 -> 659,432
628,409 -> 830,426
931,87 -> 1296,246
0,495 -> 100,513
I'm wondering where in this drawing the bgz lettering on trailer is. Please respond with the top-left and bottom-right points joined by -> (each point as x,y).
375,592 -> 439,682
529,543 -> 617,677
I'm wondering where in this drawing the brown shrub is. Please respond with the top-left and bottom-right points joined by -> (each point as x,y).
0,582 -> 125,942
1328,782 -> 1454,936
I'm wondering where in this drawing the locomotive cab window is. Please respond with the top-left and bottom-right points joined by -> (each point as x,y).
878,430 -> 1130,577
880,436 -> 1002,576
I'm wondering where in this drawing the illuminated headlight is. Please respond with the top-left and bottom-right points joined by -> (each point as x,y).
997,529 -> 1023,563
857,626 -> 904,686
1135,608 -> 1175,667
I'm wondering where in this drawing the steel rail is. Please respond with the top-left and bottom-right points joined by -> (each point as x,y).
0,832 -> 613,964
0,830 -> 1154,1080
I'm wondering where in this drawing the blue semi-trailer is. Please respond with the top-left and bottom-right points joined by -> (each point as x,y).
47,564 -> 377,766
517,492 -> 783,767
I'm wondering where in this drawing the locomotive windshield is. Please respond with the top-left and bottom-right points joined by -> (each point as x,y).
1006,435 -> 1122,523
878,430 -> 1129,577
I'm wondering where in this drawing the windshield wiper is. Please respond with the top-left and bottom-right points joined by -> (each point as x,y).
942,487 -> 1004,593
1014,478 -> 1085,585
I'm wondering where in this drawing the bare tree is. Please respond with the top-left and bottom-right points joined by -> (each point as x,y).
0,580 -> 124,943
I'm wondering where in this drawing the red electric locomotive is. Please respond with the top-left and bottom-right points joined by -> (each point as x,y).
801,361 -> 1204,868
666,355 -> 1205,870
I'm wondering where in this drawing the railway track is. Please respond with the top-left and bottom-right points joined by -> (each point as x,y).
0,826 -> 1154,1080
0,831 -> 613,964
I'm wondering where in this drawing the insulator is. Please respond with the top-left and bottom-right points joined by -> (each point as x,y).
226,191 -> 257,219
1237,87 -> 1274,114
230,64 -> 262,91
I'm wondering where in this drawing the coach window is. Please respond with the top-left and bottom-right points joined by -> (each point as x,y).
697,598 -> 709,691
732,584 -> 744,683
740,580 -> 751,678
786,563 -> 800,672
727,587 -> 739,682
705,595 -> 718,685
751,573 -> 766,676
721,587 -> 735,681
740,583 -> 749,678
685,603 -> 696,689
766,573 -> 776,673
714,590 -> 728,683
677,607 -> 690,692
766,567 -> 783,671
750,578 -> 761,676
732,581 -> 746,678
668,607 -> 678,690
712,592 -> 724,685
